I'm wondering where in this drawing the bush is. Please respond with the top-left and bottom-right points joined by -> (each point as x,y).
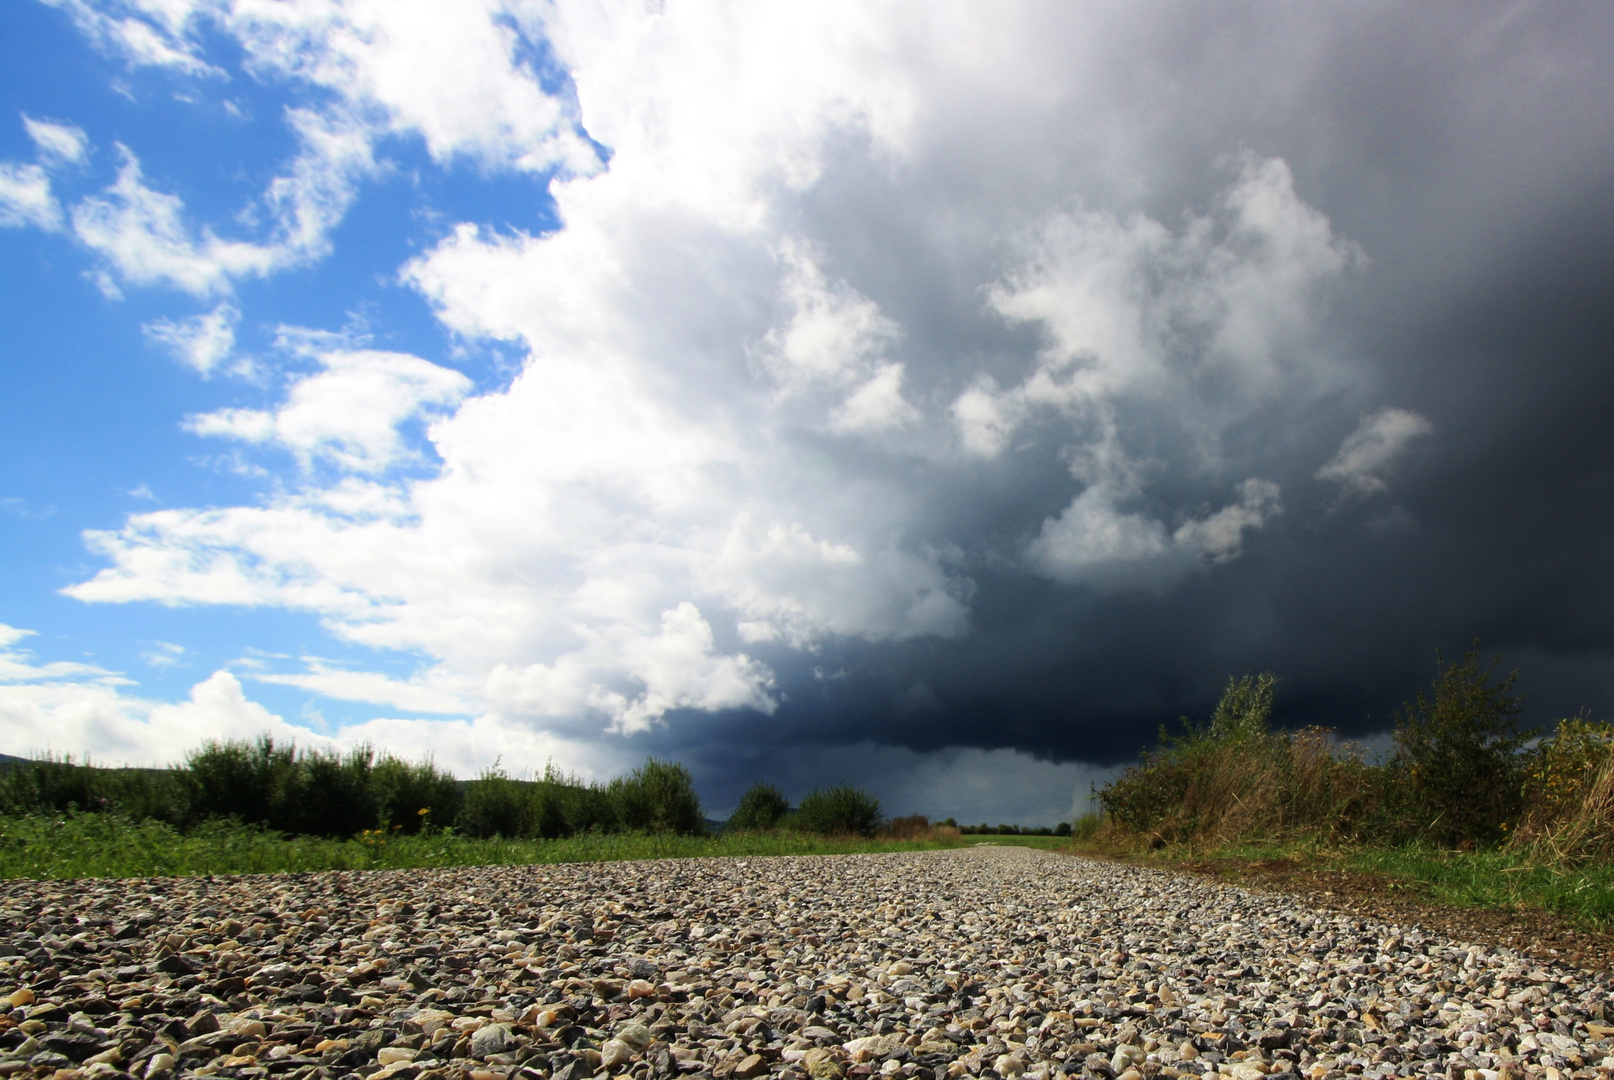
282,744 -> 378,838
1054,821 -> 1072,837
373,754 -> 462,834
610,758 -> 705,835
457,766 -> 536,839
186,737 -> 299,829
885,814 -> 930,840
795,784 -> 882,836
729,782 -> 790,830
1511,718 -> 1614,863
1388,642 -> 1533,847
1100,674 -> 1383,847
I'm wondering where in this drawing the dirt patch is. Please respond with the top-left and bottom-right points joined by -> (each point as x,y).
1074,846 -> 1614,972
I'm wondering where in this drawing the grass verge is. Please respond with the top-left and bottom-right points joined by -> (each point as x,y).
0,813 -> 970,880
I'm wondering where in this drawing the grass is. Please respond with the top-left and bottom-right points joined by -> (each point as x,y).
1345,844 -> 1614,925
1069,830 -> 1614,931
0,813 -> 976,880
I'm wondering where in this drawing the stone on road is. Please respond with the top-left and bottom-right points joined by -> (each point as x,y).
0,845 -> 1608,1080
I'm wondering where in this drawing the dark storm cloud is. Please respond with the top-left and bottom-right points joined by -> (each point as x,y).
639,2 -> 1614,802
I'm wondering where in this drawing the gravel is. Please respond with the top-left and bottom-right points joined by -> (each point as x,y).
1,845 -> 1610,1080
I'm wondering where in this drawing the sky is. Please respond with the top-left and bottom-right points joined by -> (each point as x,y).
3,1 -> 1613,826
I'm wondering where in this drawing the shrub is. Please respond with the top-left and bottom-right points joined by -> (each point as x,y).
795,784 -> 882,836
729,782 -> 790,830
1509,717 -> 1614,863
885,814 -> 930,840
373,754 -> 462,834
186,737 -> 299,829
282,744 -> 378,838
457,766 -> 535,839
1388,642 -> 1533,846
1053,821 -> 1072,837
1100,674 -> 1383,847
611,758 -> 705,835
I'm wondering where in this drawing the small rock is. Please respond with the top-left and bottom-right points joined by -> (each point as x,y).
803,1048 -> 844,1080
378,1047 -> 418,1066
616,1022 -> 653,1050
732,1052 -> 768,1078
8,990 -> 35,1008
600,1039 -> 634,1068
144,1054 -> 175,1077
470,1023 -> 516,1059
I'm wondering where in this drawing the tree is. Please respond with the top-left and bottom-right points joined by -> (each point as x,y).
729,782 -> 790,830
795,785 -> 883,836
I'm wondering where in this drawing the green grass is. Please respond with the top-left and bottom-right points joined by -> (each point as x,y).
1346,845 -> 1614,926
0,813 -> 973,880
1070,830 -> 1614,930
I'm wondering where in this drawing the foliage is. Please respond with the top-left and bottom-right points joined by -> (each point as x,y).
0,811 -> 968,880
1099,673 -> 1381,846
1207,672 -> 1278,743
372,754 -> 462,834
728,781 -> 790,830
457,764 -> 538,839
1510,718 -> 1614,864
608,758 -> 705,835
1388,642 -> 1533,846
794,784 -> 883,836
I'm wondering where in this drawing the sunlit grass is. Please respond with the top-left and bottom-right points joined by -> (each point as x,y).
0,813 -> 973,880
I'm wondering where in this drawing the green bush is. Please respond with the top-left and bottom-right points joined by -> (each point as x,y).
282,744 -> 378,838
610,758 -> 705,835
185,737 -> 299,829
795,784 -> 882,836
373,754 -> 462,834
729,782 -> 790,830
1388,642 -> 1534,847
457,766 -> 536,839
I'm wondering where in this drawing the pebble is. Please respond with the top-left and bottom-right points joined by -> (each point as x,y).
0,846 -> 1609,1080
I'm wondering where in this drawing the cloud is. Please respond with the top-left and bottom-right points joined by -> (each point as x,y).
1316,407 -> 1435,498
1027,476 -> 1281,591
184,347 -> 471,473
758,239 -> 901,391
144,302 -> 238,376
42,0 -> 223,77
251,662 -> 470,715
961,155 -> 1360,461
23,116 -> 90,167
41,1 -> 1614,786
0,163 -> 61,231
72,116 -> 375,297
0,623 -> 129,685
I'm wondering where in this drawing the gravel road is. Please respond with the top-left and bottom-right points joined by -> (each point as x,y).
0,846 -> 1608,1080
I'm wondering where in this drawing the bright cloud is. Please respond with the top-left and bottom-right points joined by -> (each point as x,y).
185,347 -> 471,473
144,302 -> 238,376
0,163 -> 60,231
23,115 -> 90,167
1316,406 -> 1435,497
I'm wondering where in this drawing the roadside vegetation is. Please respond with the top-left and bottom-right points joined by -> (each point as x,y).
0,738 -> 978,879
1081,642 -> 1614,928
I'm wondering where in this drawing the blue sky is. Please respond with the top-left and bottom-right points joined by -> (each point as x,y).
4,1 -> 1613,824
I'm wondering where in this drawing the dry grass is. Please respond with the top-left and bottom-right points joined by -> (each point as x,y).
1102,727 -> 1381,850
1510,721 -> 1614,865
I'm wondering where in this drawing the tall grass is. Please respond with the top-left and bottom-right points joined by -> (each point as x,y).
1096,646 -> 1613,858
